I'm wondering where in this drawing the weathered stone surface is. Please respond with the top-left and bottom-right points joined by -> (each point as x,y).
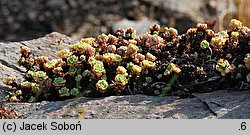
0,32 -> 77,100
194,90 -> 250,119
3,90 -> 250,119
1,32 -> 249,119
112,19 -> 158,35
0,32 -> 76,82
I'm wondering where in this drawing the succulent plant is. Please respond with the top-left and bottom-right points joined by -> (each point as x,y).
44,60 -> 56,71
107,45 -> 117,53
116,66 -> 128,76
96,80 -> 109,93
36,56 -> 49,64
168,27 -> 178,38
247,73 -> 250,82
92,62 -> 105,78
210,36 -> 226,51
244,53 -> 250,70
31,83 -> 41,94
67,55 -> 78,67
231,31 -> 239,41
145,77 -> 152,83
146,52 -> 156,62
114,74 -> 128,86
20,81 -> 31,89
2,19 -> 250,102
157,74 -> 163,79
59,87 -> 70,97
164,63 -> 181,76
53,67 -> 63,74
9,96 -> 18,102
103,53 -> 122,63
75,75 -> 82,82
67,67 -> 77,76
58,49 -> 71,59
3,76 -> 15,85
127,44 -> 139,54
70,88 -> 80,96
216,58 -> 231,76
196,23 -> 207,30
29,57 -> 35,66
17,57 -> 25,66
150,24 -> 160,33
82,70 -> 91,77
200,40 -> 209,49
33,71 -> 48,83
125,27 -> 136,39
53,77 -> 66,87
142,60 -> 156,69
219,31 -> 229,38
19,46 -> 31,57
28,96 -> 36,103
236,73 -> 242,79
81,37 -> 95,44
80,55 -> 86,61
131,65 -> 142,75
229,19 -> 243,31
134,53 -> 145,63
15,90 -> 22,96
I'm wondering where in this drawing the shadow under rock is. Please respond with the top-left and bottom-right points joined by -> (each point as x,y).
0,85 -> 11,101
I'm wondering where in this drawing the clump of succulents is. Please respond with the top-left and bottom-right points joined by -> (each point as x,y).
2,19 -> 250,102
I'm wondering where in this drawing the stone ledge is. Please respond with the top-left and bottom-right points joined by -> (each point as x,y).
1,32 -> 249,119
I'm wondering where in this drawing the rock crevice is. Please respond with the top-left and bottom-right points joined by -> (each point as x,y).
0,33 -> 249,119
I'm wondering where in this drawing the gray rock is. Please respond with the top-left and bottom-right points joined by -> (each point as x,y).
1,32 -> 250,119
112,19 -> 158,35
3,90 -> 250,119
194,90 -> 250,119
0,32 -> 77,82
0,32 -> 77,100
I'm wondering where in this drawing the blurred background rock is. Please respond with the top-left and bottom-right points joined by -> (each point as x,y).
0,0 -> 249,41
